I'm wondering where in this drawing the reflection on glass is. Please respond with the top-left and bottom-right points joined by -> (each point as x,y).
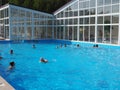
112,5 -> 119,13
104,16 -> 111,24
97,16 -> 103,24
69,19 -> 72,25
65,27 -> 69,40
112,0 -> 119,4
79,18 -> 83,24
27,27 -> 32,40
84,18 -> 89,24
85,9 -> 89,15
90,8 -> 95,15
83,1 -> 89,8
104,25 -> 110,43
69,27 -> 73,40
97,0 -> 103,6
90,0 -> 96,7
97,7 -> 103,14
79,26 -> 83,41
90,26 -> 95,42
112,15 -> 119,23
84,26 -> 89,41
74,18 -> 78,24
79,2 -> 83,9
74,2 -> 78,10
111,25 -> 118,44
90,17 -> 95,24
74,27 -> 77,40
74,11 -> 78,16
47,27 -> 52,38
97,26 -> 103,43
104,6 -> 111,14
79,10 -> 84,16
104,0 -> 111,5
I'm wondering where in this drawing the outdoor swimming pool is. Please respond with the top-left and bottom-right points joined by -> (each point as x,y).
0,41 -> 120,90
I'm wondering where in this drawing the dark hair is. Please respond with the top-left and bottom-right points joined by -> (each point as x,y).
10,61 -> 15,66
96,44 -> 98,47
10,50 -> 13,54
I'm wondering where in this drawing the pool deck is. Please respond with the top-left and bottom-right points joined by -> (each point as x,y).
0,76 -> 15,90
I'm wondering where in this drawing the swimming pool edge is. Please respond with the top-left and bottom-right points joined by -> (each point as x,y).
0,76 -> 15,90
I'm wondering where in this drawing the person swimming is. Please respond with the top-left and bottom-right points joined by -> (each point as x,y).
40,58 -> 48,63
77,44 -> 80,47
9,61 -> 15,69
93,44 -> 99,48
32,44 -> 36,48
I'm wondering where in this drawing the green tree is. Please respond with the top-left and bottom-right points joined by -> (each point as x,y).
9,0 -> 19,5
1,0 -> 71,13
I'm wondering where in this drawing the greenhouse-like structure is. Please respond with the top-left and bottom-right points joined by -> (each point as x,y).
0,4 -> 54,41
0,0 -> 120,45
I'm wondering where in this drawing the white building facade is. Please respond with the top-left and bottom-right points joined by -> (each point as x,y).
54,0 -> 120,45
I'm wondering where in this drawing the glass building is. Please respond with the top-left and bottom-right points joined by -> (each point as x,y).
54,0 -> 120,45
0,4 -> 54,40
0,0 -> 120,45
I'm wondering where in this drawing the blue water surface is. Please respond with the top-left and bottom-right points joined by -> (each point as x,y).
0,42 -> 120,90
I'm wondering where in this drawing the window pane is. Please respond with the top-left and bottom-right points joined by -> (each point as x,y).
90,17 -> 95,24
84,18 -> 89,24
90,8 -> 95,15
104,16 -> 111,24
97,0 -> 103,6
90,0 -> 96,7
79,26 -> 83,41
74,18 -> 78,24
79,10 -> 84,16
90,26 -> 95,42
74,27 -> 77,40
112,0 -> 119,4
69,19 -> 72,25
80,18 -> 83,24
112,5 -> 119,13
111,25 -> 118,44
97,16 -> 103,24
112,15 -> 119,23
79,2 -> 83,9
104,6 -> 111,14
97,7 -> 103,14
74,11 -> 78,16
85,9 -> 89,15
84,26 -> 89,41
97,26 -> 103,43
104,0 -> 111,5
83,1 -> 89,8
104,25 -> 110,43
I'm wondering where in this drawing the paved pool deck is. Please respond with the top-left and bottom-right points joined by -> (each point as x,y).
0,76 -> 15,90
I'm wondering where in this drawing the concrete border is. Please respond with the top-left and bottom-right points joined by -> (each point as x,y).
0,76 -> 15,90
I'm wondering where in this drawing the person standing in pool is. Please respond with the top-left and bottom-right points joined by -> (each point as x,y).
0,53 -> 3,60
10,49 -> 13,54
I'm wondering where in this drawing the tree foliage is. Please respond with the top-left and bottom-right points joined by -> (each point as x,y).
0,0 -> 71,13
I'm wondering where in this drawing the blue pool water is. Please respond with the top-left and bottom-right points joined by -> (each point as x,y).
0,42 -> 120,90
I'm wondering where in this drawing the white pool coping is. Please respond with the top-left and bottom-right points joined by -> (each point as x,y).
0,76 -> 15,90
